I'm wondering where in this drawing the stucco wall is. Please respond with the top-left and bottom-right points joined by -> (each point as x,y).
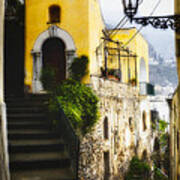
78,76 -> 152,180
25,0 -> 104,89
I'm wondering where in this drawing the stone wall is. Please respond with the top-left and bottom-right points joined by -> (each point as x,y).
78,76 -> 153,180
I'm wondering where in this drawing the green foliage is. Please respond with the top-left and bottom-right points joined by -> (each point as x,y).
69,55 -> 89,81
40,66 -> 56,91
125,156 -> 151,180
154,167 -> 168,180
6,0 -> 24,26
159,120 -> 168,133
152,119 -> 170,179
49,79 -> 99,135
160,133 -> 169,147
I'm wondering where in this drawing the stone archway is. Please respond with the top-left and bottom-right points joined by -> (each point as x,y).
139,58 -> 147,83
31,25 -> 76,93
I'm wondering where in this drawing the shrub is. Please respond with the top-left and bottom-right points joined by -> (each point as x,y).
154,167 -> 168,180
49,79 -> 99,135
125,156 -> 151,180
69,55 -> 89,81
40,66 -> 56,91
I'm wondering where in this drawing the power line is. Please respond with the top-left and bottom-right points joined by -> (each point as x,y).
107,16 -> 127,37
109,17 -> 129,39
123,0 -> 162,48
96,16 -> 129,50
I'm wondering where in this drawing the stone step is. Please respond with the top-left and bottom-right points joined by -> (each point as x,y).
8,132 -> 60,140
9,143 -> 65,153
7,107 -> 46,114
10,159 -> 71,171
6,101 -> 48,108
7,95 -> 75,179
8,122 -> 51,130
10,151 -> 69,162
11,168 -> 75,180
9,138 -> 63,146
8,129 -> 51,134
7,113 -> 47,119
6,95 -> 49,102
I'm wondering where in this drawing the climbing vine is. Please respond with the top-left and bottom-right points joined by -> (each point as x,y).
69,55 -> 89,81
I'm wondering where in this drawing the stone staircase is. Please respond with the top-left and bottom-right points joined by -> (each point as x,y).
6,95 -> 75,180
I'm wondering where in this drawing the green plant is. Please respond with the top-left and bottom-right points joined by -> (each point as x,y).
40,66 -> 56,91
125,156 -> 151,180
152,119 -> 170,178
69,55 -> 89,81
154,166 -> 168,180
159,120 -> 168,133
49,79 -> 99,135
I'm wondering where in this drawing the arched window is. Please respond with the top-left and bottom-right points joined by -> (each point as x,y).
104,117 -> 109,140
49,5 -> 60,23
142,111 -> 147,131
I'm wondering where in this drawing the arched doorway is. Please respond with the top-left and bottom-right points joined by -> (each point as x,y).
42,38 -> 66,83
31,26 -> 76,93
139,58 -> 147,83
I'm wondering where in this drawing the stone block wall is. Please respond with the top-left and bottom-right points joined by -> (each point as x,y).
78,76 -> 153,180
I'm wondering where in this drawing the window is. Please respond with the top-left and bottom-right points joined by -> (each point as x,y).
104,117 -> 109,140
129,117 -> 133,131
142,111 -> 147,131
49,5 -> 60,23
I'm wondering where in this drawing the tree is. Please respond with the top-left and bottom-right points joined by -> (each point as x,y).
5,0 -> 24,25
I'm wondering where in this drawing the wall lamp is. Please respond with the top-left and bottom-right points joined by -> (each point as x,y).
122,0 -> 180,31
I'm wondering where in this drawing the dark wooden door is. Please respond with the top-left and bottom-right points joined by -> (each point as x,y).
42,38 -> 66,83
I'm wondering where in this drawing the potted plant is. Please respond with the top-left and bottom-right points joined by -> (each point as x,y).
129,78 -> 136,86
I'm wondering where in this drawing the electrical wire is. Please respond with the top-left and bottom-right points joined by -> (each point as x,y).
123,0 -> 162,48
109,17 -> 129,39
96,15 -> 129,50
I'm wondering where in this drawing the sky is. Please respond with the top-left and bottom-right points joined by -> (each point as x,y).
99,0 -> 174,26
99,0 -> 175,59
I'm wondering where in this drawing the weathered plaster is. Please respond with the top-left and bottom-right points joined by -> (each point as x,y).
78,76 -> 153,180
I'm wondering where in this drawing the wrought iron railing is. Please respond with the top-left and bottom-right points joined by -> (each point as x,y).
55,98 -> 80,180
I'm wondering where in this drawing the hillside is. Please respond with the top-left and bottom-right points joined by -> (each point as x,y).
148,42 -> 178,96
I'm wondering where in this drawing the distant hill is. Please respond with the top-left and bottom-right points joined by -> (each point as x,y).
148,41 -> 178,96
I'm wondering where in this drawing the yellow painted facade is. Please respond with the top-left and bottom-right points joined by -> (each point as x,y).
25,0 -> 149,93
107,28 -> 149,84
25,0 -> 104,91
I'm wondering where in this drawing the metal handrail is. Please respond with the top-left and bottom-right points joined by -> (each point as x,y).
55,97 -> 79,180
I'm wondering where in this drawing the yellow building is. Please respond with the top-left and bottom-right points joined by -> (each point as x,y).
25,0 -> 104,93
170,1 -> 180,180
106,28 -> 149,85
